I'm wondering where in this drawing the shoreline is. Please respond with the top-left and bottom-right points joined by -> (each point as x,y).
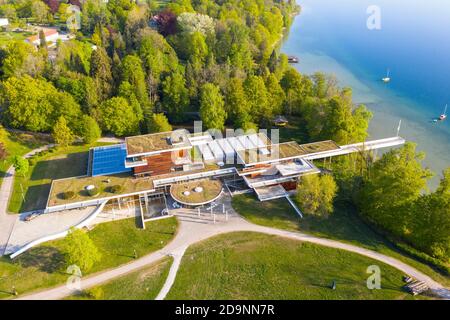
280,7 -> 449,189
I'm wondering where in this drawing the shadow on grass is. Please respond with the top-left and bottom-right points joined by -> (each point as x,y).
15,246 -> 65,274
30,152 -> 88,181
19,183 -> 51,212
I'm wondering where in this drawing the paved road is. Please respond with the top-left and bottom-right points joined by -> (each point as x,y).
17,208 -> 450,300
0,144 -> 55,256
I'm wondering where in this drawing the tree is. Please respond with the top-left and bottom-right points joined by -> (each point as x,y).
90,47 -> 113,100
1,41 -> 45,78
436,167 -> 450,197
409,193 -> 450,260
31,0 -> 49,23
177,12 -> 215,35
224,77 -> 251,128
155,9 -> 177,36
0,125 -> 7,160
78,115 -> 101,144
95,97 -> 140,136
44,0 -> 59,14
120,55 -> 148,107
359,143 -> 433,237
280,68 -> 312,115
0,142 -> 7,161
38,29 -> 48,50
52,116 -> 74,147
0,75 -> 82,132
161,70 -> 189,122
296,174 -> 338,216
61,228 -> 102,272
265,73 -> 285,116
244,75 -> 270,124
199,83 -> 226,130
148,113 -> 172,133
318,89 -> 372,145
12,156 -> 29,177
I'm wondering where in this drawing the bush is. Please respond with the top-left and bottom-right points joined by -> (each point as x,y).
87,187 -> 99,197
394,242 -> 450,276
86,287 -> 104,300
28,158 -> 36,166
107,185 -> 123,194
61,191 -> 75,200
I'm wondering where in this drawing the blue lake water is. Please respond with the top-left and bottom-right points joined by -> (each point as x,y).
282,0 -> 450,186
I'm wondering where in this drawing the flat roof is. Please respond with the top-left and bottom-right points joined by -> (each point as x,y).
48,163 -> 221,208
125,130 -> 191,157
237,140 -> 340,165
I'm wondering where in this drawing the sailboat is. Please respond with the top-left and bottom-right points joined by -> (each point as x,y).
439,104 -> 447,121
382,69 -> 391,83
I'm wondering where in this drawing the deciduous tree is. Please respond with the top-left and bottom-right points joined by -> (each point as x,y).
199,83 -> 226,131
52,116 -> 74,147
61,228 -> 102,272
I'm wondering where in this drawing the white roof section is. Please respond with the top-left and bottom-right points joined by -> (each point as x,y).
237,135 -> 256,150
208,140 -> 225,162
188,132 -> 213,146
216,139 -> 235,158
247,133 -> 270,155
199,144 -> 215,162
227,137 -> 246,152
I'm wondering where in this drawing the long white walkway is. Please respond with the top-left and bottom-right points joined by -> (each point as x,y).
305,137 -> 406,160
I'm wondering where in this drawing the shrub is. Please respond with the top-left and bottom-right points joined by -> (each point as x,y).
107,185 -> 123,194
28,158 -> 36,166
61,191 -> 75,200
86,287 -> 104,300
87,187 -> 99,197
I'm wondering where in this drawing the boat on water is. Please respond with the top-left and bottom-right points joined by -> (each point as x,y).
288,55 -> 299,63
439,104 -> 447,121
382,69 -> 391,83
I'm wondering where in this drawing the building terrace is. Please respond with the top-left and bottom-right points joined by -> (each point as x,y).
125,130 -> 191,157
237,140 -> 340,166
47,164 -> 222,209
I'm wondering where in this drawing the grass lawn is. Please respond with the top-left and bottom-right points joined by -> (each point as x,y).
0,31 -> 33,47
0,217 -> 178,299
231,194 -> 450,287
67,257 -> 173,300
8,142 -> 108,213
0,129 -> 49,186
167,232 -> 427,300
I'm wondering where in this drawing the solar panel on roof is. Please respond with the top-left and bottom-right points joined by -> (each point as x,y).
91,144 -> 132,176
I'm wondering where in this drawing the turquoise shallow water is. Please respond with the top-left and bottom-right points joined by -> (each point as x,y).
282,0 -> 450,186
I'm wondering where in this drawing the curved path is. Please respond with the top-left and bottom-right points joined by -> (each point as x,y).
0,137 -> 121,256
16,211 -> 450,300
0,144 -> 55,256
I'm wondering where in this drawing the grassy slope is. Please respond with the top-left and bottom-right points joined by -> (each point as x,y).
8,142 -> 108,213
68,257 -> 173,300
167,232 -> 426,300
232,194 -> 450,287
0,217 -> 178,299
0,130 -> 48,185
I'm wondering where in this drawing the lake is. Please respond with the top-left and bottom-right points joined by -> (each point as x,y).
282,0 -> 450,187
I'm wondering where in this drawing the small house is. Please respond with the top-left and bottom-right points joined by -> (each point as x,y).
25,28 -> 59,46
273,115 -> 289,127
